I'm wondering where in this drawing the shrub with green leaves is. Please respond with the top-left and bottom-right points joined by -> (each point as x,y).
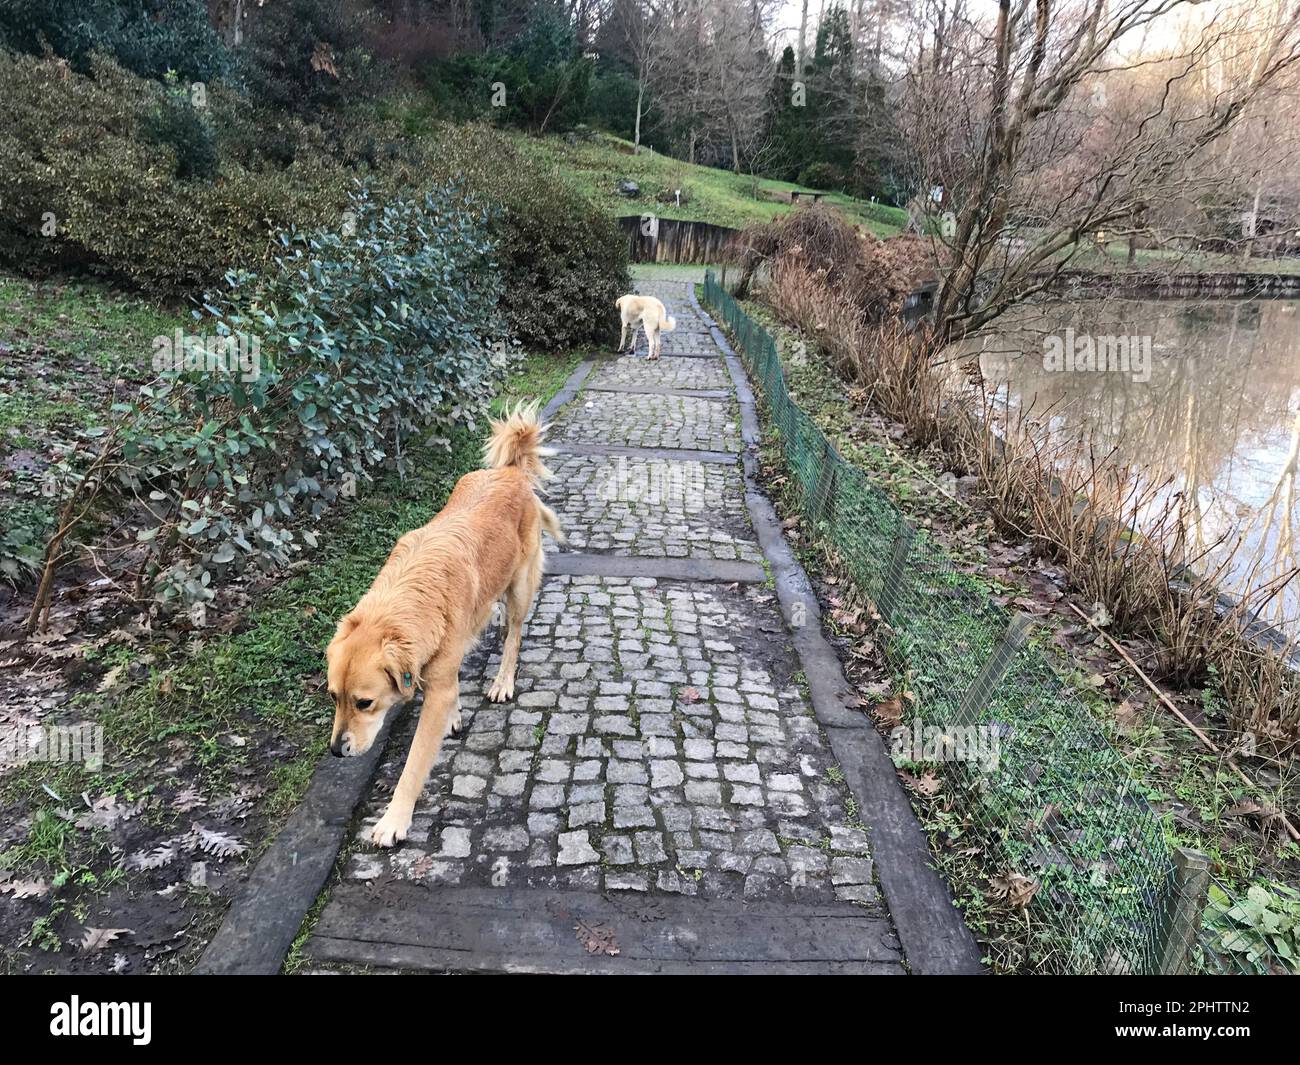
428,124 -> 628,351
0,50 -> 351,291
114,183 -> 508,607
0,0 -> 230,83
238,0 -> 386,122
142,75 -> 219,182
797,161 -> 847,192
422,9 -> 594,135
1204,881 -> 1300,974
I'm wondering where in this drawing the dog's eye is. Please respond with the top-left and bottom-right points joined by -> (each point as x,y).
356,698 -> 373,710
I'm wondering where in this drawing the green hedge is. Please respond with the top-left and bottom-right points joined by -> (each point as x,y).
0,51 -> 352,292
428,124 -> 628,351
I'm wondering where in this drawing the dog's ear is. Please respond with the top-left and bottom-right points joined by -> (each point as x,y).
381,630 -> 420,693
326,613 -> 359,656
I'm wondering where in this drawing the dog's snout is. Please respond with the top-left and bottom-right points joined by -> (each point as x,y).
329,735 -> 346,758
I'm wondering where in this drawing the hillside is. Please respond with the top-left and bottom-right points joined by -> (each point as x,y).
513,131 -> 908,237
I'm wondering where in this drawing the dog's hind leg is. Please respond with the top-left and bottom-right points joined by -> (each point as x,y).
644,322 -> 658,360
617,318 -> 629,353
488,548 -> 543,703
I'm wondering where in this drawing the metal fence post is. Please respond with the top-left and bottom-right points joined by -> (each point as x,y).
813,438 -> 838,527
956,613 -> 1034,725
876,523 -> 915,622
1156,848 -> 1211,975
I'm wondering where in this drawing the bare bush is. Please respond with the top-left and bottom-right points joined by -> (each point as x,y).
735,204 -> 940,320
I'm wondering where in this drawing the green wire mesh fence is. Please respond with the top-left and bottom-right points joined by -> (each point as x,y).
703,270 -> 1291,975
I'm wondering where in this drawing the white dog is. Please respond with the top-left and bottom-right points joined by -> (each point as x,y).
616,294 -> 677,360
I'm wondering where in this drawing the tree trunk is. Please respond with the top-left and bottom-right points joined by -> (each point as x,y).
798,0 -> 809,74
634,78 -> 645,153
1242,180 -> 1264,262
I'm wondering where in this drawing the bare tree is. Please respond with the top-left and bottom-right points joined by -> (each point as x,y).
900,0 -> 1300,341
616,0 -> 667,152
649,0 -> 776,166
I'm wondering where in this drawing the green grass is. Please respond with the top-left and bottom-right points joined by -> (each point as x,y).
0,273 -> 193,581
494,348 -> 586,416
513,130 -> 907,236
1072,242 -> 1300,276
0,273 -> 187,375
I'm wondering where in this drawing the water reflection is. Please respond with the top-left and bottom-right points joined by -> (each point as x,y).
964,298 -> 1300,627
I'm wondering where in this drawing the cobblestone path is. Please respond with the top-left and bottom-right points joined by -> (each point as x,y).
302,281 -> 921,973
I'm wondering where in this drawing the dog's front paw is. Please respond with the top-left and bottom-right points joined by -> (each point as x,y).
370,809 -> 411,848
487,676 -> 515,703
449,709 -> 463,736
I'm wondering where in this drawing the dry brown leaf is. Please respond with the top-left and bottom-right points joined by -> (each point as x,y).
310,41 -> 339,77
1,878 -> 50,899
97,663 -> 126,692
81,927 -> 131,952
913,770 -> 942,797
574,919 -> 620,956
989,872 -> 1039,910
873,696 -> 904,725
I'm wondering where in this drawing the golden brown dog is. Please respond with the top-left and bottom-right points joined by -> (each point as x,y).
325,404 -> 563,848
616,293 -> 676,360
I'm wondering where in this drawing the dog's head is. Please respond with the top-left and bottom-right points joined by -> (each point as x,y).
325,615 -> 418,757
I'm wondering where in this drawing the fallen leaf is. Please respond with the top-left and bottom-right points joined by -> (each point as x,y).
574,919 -> 620,956
81,927 -> 131,952
1,878 -> 50,899
872,696 -> 904,725
186,823 -> 247,859
75,795 -> 143,831
913,770 -> 942,797
989,872 -> 1038,910
126,843 -> 178,871
97,663 -> 126,692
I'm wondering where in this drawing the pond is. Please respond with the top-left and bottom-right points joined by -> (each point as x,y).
965,296 -> 1300,630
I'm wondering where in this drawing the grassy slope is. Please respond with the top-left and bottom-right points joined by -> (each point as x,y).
513,130 -> 907,237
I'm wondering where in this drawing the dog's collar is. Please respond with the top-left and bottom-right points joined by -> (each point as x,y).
402,672 -> 413,688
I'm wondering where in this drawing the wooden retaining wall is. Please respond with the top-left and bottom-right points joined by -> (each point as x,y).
618,215 -> 741,264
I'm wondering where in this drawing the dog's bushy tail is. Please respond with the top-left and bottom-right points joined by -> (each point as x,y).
663,314 -> 677,332
538,501 -> 565,544
484,401 -> 553,487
